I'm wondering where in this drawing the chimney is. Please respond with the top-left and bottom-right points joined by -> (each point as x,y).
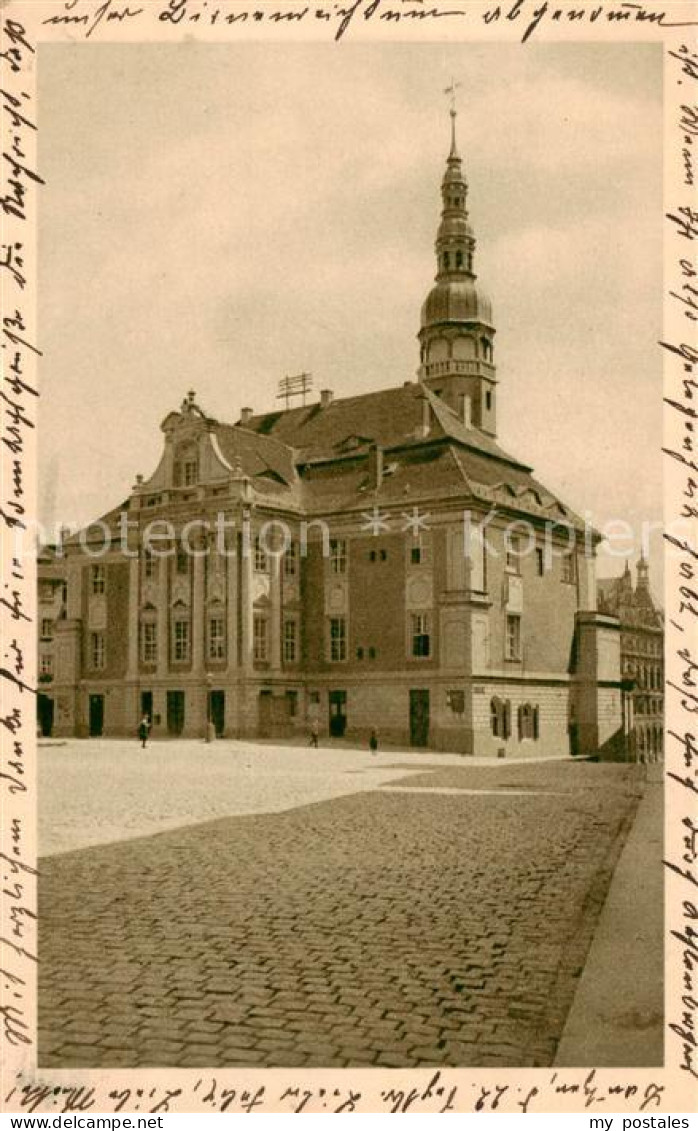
368,443 -> 384,490
320,389 -> 334,408
240,407 -> 253,426
459,393 -> 472,429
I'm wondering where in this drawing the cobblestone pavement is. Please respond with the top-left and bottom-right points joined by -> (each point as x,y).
39,759 -> 643,1069
39,740 -> 477,856
39,740 -> 560,856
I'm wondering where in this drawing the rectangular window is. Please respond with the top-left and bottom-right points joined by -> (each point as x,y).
91,565 -> 105,594
448,689 -> 465,715
253,614 -> 268,662
40,653 -> 53,677
254,536 -> 269,574
562,552 -> 576,584
329,617 -> 347,662
40,618 -> 53,640
283,541 -> 298,577
330,539 -> 347,575
411,613 -> 431,658
505,534 -> 522,574
535,547 -> 545,576
183,459 -> 198,486
91,632 -> 106,670
144,549 -> 157,579
506,615 -> 521,661
208,617 -> 225,661
172,619 -> 190,663
40,581 -> 54,602
409,536 -> 432,567
283,618 -> 297,663
141,622 -> 157,665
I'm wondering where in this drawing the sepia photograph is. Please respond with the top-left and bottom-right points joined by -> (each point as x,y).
32,39 -> 665,1077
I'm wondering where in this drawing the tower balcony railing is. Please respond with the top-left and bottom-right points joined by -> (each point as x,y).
422,359 -> 495,378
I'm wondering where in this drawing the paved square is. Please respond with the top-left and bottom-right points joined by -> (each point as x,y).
39,742 -> 643,1068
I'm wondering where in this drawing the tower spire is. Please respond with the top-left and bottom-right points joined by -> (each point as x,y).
417,99 -> 498,437
444,78 -> 461,157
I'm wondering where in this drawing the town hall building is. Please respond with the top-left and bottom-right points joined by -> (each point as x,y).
39,109 -> 624,757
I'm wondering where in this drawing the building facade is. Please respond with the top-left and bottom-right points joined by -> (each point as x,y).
597,557 -> 664,761
39,112 -> 624,757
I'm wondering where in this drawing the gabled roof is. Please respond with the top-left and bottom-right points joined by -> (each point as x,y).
240,383 -> 531,472
213,423 -> 297,487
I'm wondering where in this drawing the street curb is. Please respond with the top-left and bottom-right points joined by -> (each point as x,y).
553,764 -> 663,1066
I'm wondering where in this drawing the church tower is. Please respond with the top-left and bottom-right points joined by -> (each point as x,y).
419,102 -> 497,436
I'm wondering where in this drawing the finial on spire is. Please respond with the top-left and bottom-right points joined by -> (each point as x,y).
444,78 -> 462,156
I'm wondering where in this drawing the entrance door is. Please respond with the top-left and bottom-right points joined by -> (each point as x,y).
167,690 -> 185,736
141,690 -> 153,723
37,694 -> 54,737
258,690 -> 273,738
210,690 -> 225,737
409,689 -> 430,747
89,694 -> 104,737
329,690 -> 347,738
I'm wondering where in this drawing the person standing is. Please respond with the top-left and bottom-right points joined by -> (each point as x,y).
309,718 -> 320,748
369,728 -> 379,755
138,715 -> 150,749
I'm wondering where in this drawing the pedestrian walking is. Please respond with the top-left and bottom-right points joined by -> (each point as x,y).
309,718 -> 320,748
138,715 -> 150,749
369,728 -> 379,754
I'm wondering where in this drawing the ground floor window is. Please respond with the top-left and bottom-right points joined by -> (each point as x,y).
490,696 -> 511,739
518,702 -> 540,740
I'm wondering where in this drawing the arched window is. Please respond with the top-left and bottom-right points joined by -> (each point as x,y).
455,250 -> 463,269
486,391 -> 493,411
518,703 -> 538,740
491,697 -> 502,738
491,697 -> 511,739
443,252 -> 450,271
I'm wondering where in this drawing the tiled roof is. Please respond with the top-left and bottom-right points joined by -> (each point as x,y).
240,383 -> 530,472
214,424 -> 298,488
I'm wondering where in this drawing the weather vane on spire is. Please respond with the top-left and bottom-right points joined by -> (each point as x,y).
444,78 -> 461,154
444,77 -> 461,115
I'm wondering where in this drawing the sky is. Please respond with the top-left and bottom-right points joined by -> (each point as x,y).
38,42 -> 663,591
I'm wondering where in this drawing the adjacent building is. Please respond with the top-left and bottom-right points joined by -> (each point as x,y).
597,557 -> 664,761
39,110 -> 624,757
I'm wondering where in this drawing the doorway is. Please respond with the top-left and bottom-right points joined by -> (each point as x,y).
409,689 -> 430,747
210,690 -> 225,737
89,694 -> 104,737
167,690 -> 185,736
329,690 -> 347,738
37,694 -> 54,737
258,690 -> 273,738
140,690 -> 153,723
